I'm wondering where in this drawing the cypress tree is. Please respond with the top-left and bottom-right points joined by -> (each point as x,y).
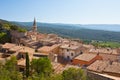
26,52 -> 29,78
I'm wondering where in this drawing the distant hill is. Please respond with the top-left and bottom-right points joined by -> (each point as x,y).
12,21 -> 120,42
79,24 -> 120,32
12,22 -> 120,32
1,18 -> 120,45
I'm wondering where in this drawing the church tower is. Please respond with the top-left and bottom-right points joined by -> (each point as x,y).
32,17 -> 37,32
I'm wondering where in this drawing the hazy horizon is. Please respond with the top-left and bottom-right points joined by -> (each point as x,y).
10,21 -> 120,32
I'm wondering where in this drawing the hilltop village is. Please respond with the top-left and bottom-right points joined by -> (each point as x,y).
0,18 -> 120,79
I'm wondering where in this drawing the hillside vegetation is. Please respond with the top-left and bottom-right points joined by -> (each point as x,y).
91,41 -> 120,48
0,19 -> 26,43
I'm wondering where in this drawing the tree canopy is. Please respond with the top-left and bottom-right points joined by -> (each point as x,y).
31,57 -> 52,77
0,32 -> 11,43
0,56 -> 89,80
62,68 -> 87,80
0,56 -> 22,80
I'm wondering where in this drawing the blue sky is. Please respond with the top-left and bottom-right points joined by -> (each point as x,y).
0,0 -> 120,24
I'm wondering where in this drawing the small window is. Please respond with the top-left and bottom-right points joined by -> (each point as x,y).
21,54 -> 24,58
71,53 -> 73,56
67,56 -> 70,59
67,49 -> 69,52
80,51 -> 83,54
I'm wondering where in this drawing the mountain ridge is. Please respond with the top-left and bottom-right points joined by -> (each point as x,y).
0,19 -> 120,42
11,21 -> 120,32
11,21 -> 120,42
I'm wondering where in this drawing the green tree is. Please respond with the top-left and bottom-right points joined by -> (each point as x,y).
3,56 -> 22,80
0,32 -> 11,43
10,25 -> 18,30
5,56 -> 17,71
3,23 -> 10,30
31,57 -> 52,77
62,68 -> 87,80
26,52 -> 30,78
10,25 -> 27,32
28,73 -> 46,80
0,61 -> 11,80
48,74 -> 63,80
17,28 -> 27,32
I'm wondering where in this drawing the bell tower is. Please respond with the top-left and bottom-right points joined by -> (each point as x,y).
32,17 -> 37,32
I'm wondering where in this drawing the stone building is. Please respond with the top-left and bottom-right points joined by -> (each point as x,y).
37,44 -> 60,62
11,30 -> 26,44
59,43 -> 82,60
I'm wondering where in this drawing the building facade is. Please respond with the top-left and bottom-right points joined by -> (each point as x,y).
59,44 -> 82,60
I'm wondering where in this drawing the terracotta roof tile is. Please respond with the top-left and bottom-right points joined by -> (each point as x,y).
2,43 -> 16,49
74,54 -> 97,61
38,44 -> 60,53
